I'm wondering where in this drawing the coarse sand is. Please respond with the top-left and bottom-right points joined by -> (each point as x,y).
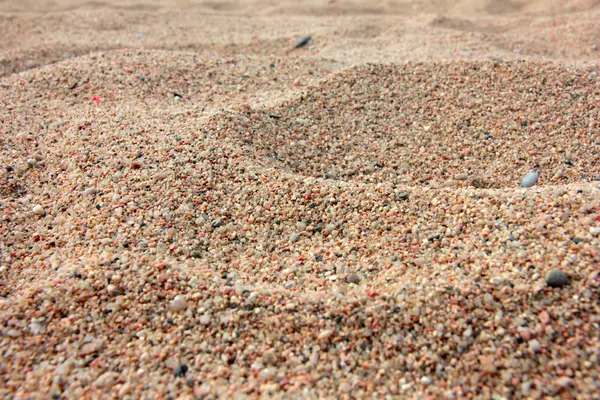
1,0 -> 600,398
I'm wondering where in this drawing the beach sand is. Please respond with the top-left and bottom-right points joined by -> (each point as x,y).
1,0 -> 599,398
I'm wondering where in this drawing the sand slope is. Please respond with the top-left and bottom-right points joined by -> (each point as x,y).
1,0 -> 599,398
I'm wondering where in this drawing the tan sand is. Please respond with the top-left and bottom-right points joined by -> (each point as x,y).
1,0 -> 599,398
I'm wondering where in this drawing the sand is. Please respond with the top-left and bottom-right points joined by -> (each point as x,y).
0,0 -> 599,398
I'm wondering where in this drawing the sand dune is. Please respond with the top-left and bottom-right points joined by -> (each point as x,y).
1,0 -> 599,398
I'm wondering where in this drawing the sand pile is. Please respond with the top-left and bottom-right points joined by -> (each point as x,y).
1,0 -> 599,398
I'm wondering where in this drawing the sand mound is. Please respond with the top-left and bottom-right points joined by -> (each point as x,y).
216,61 -> 599,188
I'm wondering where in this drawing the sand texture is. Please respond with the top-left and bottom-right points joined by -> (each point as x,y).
1,0 -> 600,398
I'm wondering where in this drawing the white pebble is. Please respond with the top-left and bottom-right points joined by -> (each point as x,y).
29,320 -> 43,334
83,188 -> 98,197
400,383 -> 413,392
318,329 -> 335,341
258,367 -> 277,382
520,171 -> 538,188
169,295 -> 188,312
32,204 -> 46,216
199,314 -> 211,325
489,276 -> 506,286
529,339 -> 541,352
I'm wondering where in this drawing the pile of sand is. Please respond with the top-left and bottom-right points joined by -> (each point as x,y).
0,1 -> 599,398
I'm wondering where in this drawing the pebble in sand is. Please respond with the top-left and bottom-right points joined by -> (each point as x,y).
520,171 -> 539,187
1,5 -> 600,399
545,268 -> 569,287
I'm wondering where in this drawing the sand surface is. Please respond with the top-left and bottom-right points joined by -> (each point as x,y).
1,0 -> 600,398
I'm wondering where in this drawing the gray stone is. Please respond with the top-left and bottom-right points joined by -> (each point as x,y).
520,171 -> 538,188
173,364 -> 188,377
294,34 -> 312,49
346,273 -> 360,284
545,268 -> 569,287
190,249 -> 203,258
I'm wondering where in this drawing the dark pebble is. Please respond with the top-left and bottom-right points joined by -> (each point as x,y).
5,165 -> 14,172
173,364 -> 188,377
346,273 -> 360,284
397,191 -> 410,200
190,250 -> 202,258
294,34 -> 312,49
545,268 -> 569,288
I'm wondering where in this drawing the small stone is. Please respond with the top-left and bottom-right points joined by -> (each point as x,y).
199,314 -> 211,325
345,273 -> 360,284
532,280 -> 547,293
5,165 -> 14,172
83,188 -> 97,197
3,328 -> 22,338
555,377 -> 574,389
173,364 -> 189,377
318,329 -> 334,341
190,249 -> 203,258
520,171 -> 538,188
590,227 -> 600,237
106,284 -> 118,295
545,269 -> 569,288
169,295 -> 188,312
294,34 -> 311,49
79,339 -> 105,356
94,372 -> 118,389
400,383 -> 413,392
339,382 -> 352,392
258,367 -> 277,382
55,360 -> 73,376
33,205 -> 46,216
397,191 -> 410,200
489,276 -> 506,286
539,310 -> 550,325
528,339 -> 541,352
27,158 -> 37,168
261,349 -> 277,365
29,320 -> 43,334
421,376 -> 432,385
289,232 -> 298,243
